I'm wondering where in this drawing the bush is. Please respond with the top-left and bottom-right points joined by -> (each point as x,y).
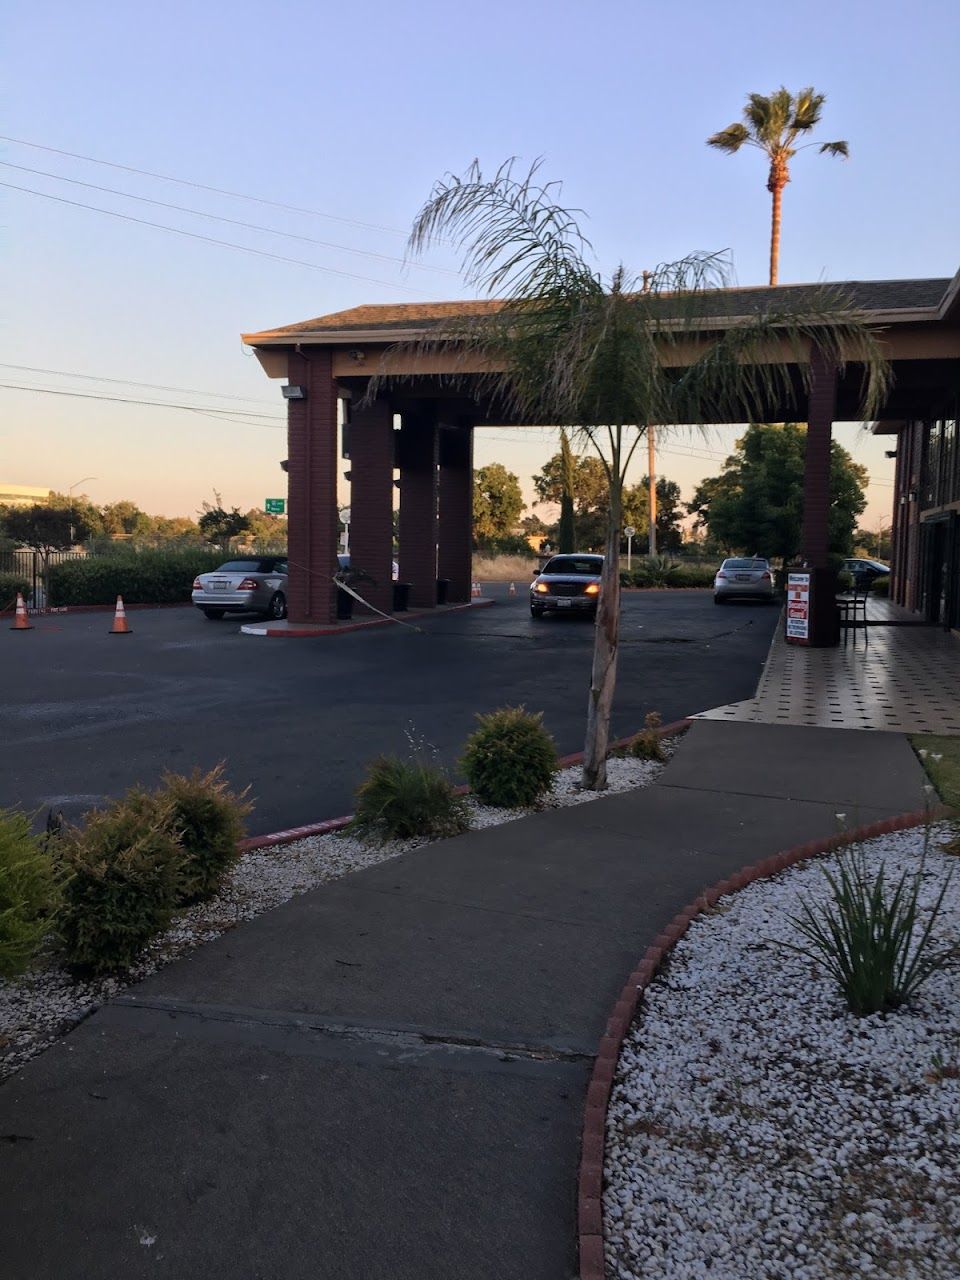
631,555 -> 683,588
461,705 -> 558,808
0,571 -> 31,607
57,789 -> 184,976
0,809 -> 59,978
474,536 -> 536,558
628,711 -> 667,762
871,574 -> 890,597
46,548 -> 225,606
786,849 -> 957,1016
160,765 -> 252,904
353,755 -> 470,842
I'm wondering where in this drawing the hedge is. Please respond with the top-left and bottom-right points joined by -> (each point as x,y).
0,572 -> 31,609
46,549 -> 226,606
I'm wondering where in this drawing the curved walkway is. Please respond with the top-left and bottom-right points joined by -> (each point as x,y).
0,721 -> 929,1280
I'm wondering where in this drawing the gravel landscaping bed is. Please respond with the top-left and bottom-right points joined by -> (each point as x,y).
0,754 -> 663,1082
604,826 -> 960,1280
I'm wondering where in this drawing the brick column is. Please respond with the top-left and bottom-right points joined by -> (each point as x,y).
398,406 -> 438,608
438,423 -> 473,603
802,345 -> 838,569
348,396 -> 395,614
286,349 -> 338,624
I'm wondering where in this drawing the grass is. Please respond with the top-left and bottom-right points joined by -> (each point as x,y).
910,734 -> 960,809
472,554 -> 538,581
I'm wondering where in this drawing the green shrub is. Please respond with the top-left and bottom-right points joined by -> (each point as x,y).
0,571 -> 31,607
57,789 -> 184,976
160,765 -> 252,904
0,809 -> 59,978
46,548 -> 224,606
668,564 -> 717,588
353,755 -> 470,842
628,711 -> 667,762
786,849 -> 957,1016
461,705 -> 558,808
632,555 -> 683,588
871,574 -> 890,597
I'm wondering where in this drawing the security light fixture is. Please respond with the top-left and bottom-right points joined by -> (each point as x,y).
885,450 -> 898,459
282,384 -> 307,401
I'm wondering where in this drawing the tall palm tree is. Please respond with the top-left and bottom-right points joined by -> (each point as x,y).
381,159 -> 885,788
707,88 -> 848,286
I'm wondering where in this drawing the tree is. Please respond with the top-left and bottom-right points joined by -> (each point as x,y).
621,477 -> 684,552
688,423 -> 867,564
100,500 -> 153,538
558,430 -> 577,552
392,159 -> 887,788
534,449 -> 608,548
242,509 -> 288,545
197,492 -> 251,547
0,503 -> 90,566
707,88 -> 848,286
472,463 -> 524,545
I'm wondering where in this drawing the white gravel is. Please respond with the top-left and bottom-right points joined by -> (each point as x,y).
0,753 -> 663,1080
604,826 -> 960,1280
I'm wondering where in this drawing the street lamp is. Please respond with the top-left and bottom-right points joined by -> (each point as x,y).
67,476 -> 97,544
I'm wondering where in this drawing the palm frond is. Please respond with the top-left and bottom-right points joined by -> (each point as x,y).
819,140 -> 849,158
791,87 -> 826,132
706,123 -> 750,153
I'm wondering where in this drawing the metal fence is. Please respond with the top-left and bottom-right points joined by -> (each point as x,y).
0,549 -> 86,607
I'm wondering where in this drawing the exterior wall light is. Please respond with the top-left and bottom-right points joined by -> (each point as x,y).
282,384 -> 307,400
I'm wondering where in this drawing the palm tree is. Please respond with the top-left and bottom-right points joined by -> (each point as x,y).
707,88 -> 848,286
384,159 -> 886,788
558,429 -> 577,552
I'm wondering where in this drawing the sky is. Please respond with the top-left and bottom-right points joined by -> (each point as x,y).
2,0 -> 958,533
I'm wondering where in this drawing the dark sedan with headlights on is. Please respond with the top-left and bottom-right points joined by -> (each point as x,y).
192,557 -> 288,620
530,553 -> 603,619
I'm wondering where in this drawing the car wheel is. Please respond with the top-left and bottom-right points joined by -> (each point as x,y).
714,595 -> 726,605
267,592 -> 287,620
530,606 -> 544,618
202,608 -> 226,620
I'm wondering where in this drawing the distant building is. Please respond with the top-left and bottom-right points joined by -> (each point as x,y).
0,484 -> 52,508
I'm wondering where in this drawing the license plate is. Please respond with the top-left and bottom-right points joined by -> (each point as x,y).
735,574 -> 751,582
210,580 -> 229,591
557,599 -> 572,607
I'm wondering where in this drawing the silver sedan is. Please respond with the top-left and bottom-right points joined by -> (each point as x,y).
192,557 -> 288,620
713,557 -> 774,603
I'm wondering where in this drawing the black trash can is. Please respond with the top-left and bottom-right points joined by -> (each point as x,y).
393,582 -> 411,612
336,585 -> 353,620
436,578 -> 450,605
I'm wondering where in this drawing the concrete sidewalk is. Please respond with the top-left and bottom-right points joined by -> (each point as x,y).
0,722 -> 931,1280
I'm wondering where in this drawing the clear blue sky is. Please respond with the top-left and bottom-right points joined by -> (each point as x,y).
3,0 -> 958,529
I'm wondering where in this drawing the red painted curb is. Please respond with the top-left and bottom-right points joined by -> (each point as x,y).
575,802 -> 952,1279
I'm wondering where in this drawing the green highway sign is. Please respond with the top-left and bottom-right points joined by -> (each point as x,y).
265,498 -> 285,515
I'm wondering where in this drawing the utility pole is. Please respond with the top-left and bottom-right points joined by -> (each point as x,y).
641,271 -> 657,558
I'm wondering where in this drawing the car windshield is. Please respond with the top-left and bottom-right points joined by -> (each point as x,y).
723,559 -> 767,570
541,557 -> 603,575
216,560 -> 281,573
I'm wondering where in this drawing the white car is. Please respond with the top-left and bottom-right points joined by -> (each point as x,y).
714,558 -> 774,604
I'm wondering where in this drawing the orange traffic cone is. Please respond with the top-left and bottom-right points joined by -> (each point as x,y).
109,595 -> 132,635
471,581 -> 481,598
508,581 -> 517,596
9,592 -> 33,631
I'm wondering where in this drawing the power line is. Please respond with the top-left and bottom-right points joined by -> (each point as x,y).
0,180 -> 429,295
0,160 -> 458,276
0,362 -> 278,407
0,382 -> 285,426
0,134 -> 413,239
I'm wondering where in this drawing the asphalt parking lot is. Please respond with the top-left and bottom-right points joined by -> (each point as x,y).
0,587 -> 779,836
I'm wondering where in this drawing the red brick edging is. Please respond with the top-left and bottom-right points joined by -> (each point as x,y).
576,804 -> 951,1280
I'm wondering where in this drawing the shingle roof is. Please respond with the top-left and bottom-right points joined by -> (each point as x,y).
242,276 -> 955,345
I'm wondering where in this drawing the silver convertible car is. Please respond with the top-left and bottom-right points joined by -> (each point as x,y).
192,557 -> 288,620
530,553 -> 603,618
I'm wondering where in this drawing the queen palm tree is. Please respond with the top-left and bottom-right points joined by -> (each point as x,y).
707,88 -> 848,286
381,159 -> 885,788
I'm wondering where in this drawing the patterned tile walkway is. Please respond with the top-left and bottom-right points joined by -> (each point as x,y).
699,615 -> 960,734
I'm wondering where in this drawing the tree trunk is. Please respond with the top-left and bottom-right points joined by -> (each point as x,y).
558,493 -> 575,553
769,180 -> 784,287
582,481 -> 622,790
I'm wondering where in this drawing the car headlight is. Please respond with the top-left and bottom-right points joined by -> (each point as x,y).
533,582 -> 549,593
584,583 -> 600,595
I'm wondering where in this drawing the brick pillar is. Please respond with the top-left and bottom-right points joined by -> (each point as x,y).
348,396 -> 395,614
398,406 -> 438,608
438,423 -> 473,603
286,349 -> 338,624
802,345 -> 838,570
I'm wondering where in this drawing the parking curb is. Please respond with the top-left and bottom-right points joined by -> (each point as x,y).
576,803 -> 953,1280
